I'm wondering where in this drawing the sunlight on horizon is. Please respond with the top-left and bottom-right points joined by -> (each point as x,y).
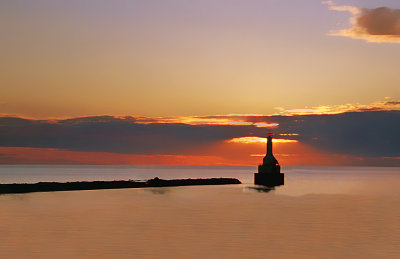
228,137 -> 298,144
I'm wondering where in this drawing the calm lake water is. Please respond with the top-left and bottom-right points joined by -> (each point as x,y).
0,165 -> 399,258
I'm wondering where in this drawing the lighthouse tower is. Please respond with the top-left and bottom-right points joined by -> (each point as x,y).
254,133 -> 284,186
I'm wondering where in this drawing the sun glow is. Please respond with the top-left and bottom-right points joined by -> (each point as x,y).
253,122 -> 279,128
135,116 -> 279,128
228,137 -> 298,144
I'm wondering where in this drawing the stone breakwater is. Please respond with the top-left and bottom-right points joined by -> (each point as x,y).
0,177 -> 242,194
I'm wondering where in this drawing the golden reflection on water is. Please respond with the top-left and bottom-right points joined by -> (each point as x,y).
0,181 -> 399,258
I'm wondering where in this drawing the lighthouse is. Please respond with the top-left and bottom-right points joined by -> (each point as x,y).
254,133 -> 284,186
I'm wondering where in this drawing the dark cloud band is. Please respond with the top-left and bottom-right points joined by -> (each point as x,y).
1,111 -> 399,158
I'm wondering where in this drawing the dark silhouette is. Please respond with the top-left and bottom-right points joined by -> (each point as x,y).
0,177 -> 241,194
247,186 -> 275,193
254,133 -> 284,186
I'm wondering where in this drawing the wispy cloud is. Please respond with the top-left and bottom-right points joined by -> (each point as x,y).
322,1 -> 400,43
322,1 -> 360,15
275,99 -> 400,116
134,115 -> 278,128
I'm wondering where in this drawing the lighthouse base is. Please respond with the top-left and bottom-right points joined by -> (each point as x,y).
254,173 -> 284,187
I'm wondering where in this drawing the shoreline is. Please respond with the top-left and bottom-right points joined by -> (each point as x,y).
0,177 -> 242,194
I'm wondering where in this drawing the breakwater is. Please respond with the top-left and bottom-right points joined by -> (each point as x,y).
0,177 -> 241,194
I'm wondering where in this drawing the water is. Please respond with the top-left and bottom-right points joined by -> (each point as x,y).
0,165 -> 399,258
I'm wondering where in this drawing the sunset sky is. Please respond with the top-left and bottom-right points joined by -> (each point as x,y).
1,0 -> 399,166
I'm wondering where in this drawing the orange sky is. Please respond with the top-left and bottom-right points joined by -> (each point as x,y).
1,1 -> 400,118
1,139 -> 397,167
1,1 -> 400,166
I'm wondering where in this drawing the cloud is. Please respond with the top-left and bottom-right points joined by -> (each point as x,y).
0,99 -> 399,165
273,99 -> 400,116
134,115 -> 277,128
322,1 -> 360,15
322,1 -> 400,43
278,111 -> 400,157
0,116 -> 267,155
0,109 -> 399,160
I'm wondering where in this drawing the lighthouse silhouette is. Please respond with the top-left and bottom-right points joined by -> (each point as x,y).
254,133 -> 284,186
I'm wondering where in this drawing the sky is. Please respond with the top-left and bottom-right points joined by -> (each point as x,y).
0,0 -> 399,166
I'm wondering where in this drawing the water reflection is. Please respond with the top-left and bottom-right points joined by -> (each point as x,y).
0,193 -> 29,200
247,186 -> 276,193
145,188 -> 170,195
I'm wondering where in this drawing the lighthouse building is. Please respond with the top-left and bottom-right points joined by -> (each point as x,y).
258,133 -> 281,174
254,133 -> 284,186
